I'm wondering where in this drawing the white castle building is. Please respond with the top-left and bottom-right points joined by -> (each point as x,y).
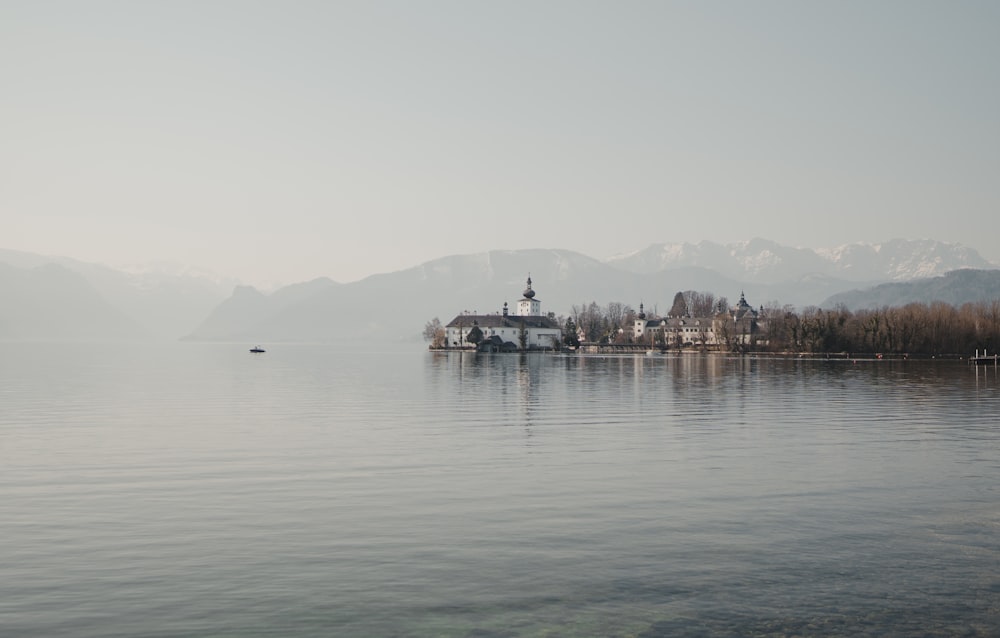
443,277 -> 562,351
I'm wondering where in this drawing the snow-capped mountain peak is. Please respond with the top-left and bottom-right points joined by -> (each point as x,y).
607,238 -> 996,283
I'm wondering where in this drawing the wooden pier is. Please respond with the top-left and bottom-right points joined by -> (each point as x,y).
970,350 -> 999,365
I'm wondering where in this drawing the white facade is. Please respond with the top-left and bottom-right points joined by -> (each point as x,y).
516,276 -> 541,316
631,292 -> 762,348
442,276 -> 562,350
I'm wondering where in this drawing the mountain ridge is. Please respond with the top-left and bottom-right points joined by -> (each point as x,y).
0,248 -> 234,341
3,239 -> 997,342
0,262 -> 148,341
183,240 -> 998,343
820,269 -> 1000,310
606,237 -> 995,283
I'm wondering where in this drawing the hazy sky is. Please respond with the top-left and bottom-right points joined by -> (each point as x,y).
3,1 -> 998,286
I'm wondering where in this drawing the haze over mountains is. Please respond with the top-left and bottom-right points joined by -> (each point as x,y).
609,238 -> 993,282
2,239 -> 998,343
0,248 -> 234,341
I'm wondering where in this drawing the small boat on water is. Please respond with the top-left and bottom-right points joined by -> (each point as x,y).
250,346 -> 266,353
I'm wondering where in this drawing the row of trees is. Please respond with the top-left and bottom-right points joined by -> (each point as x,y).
568,302 -> 633,344
565,297 -> 1000,355
761,300 -> 1000,356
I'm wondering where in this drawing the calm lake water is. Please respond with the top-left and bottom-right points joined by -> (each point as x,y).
2,342 -> 1000,637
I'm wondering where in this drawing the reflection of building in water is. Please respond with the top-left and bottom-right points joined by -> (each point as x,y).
424,348 -> 552,434
442,276 -> 562,351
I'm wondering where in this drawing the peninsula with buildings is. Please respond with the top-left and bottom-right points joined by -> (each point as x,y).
426,276 -> 763,353
426,273 -> 1000,359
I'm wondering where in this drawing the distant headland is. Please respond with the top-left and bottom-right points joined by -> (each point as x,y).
426,275 -> 1000,359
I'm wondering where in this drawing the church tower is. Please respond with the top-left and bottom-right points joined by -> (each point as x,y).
634,302 -> 648,338
515,276 -> 542,316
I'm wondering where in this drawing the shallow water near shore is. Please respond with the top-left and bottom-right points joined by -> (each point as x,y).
2,342 -> 1000,636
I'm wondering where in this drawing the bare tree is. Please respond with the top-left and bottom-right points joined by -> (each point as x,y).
606,302 -> 629,335
423,317 -> 446,348
761,302 -> 795,352
686,291 -> 717,317
714,314 -> 734,351
574,301 -> 607,343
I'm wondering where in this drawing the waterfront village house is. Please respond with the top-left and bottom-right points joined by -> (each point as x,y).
444,277 -> 563,351
633,292 -> 763,348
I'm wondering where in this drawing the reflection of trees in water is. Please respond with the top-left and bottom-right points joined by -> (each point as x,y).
425,353 -> 995,442
973,361 -> 1000,389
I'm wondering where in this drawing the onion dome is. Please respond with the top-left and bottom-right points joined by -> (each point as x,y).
523,276 -> 535,299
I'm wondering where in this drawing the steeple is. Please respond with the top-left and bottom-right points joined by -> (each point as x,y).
733,290 -> 754,320
638,302 -> 646,320
523,275 -> 535,299
516,274 -> 541,316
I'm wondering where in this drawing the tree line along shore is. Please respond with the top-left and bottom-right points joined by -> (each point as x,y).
427,291 -> 1000,357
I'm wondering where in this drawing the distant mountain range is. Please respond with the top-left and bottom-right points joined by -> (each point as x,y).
0,261 -> 147,341
0,248 -> 233,341
2,239 -> 998,342
820,269 -> 1000,310
186,239 -> 999,343
607,238 -> 994,282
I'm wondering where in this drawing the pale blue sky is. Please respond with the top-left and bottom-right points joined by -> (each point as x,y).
3,1 -> 998,285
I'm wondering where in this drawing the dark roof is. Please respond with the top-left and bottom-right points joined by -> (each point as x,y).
446,314 -> 560,330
